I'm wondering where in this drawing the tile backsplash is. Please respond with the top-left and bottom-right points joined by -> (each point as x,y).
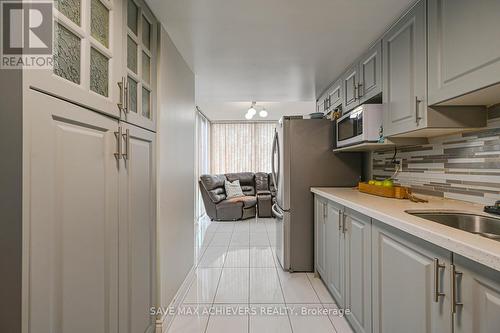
372,107 -> 500,205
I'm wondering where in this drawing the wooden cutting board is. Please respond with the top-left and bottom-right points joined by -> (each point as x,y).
358,182 -> 410,199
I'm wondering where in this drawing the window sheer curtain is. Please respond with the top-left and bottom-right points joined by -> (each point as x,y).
210,122 -> 277,174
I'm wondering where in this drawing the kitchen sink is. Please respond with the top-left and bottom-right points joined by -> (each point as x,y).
406,210 -> 500,241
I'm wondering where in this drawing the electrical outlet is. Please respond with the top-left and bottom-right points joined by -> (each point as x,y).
396,158 -> 403,171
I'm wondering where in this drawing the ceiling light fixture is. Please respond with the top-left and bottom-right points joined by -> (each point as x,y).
247,102 -> 257,116
245,112 -> 253,120
259,108 -> 268,118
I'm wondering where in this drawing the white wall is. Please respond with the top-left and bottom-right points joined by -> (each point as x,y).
157,26 -> 196,309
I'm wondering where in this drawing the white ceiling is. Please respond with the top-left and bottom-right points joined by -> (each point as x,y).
147,0 -> 414,119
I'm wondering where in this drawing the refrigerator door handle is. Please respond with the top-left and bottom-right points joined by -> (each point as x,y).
272,203 -> 284,219
271,130 -> 280,193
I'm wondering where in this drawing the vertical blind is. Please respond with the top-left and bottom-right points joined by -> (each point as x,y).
211,122 -> 277,174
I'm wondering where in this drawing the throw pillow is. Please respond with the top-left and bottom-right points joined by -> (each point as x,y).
225,180 -> 244,199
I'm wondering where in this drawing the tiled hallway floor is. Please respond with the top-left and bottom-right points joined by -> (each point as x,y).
167,217 -> 353,333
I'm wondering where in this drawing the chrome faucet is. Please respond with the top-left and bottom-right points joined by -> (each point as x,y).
485,200 -> 500,215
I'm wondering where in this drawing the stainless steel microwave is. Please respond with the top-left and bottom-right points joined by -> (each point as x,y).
336,104 -> 383,147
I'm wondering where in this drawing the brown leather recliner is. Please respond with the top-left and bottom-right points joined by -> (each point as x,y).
199,172 -> 275,221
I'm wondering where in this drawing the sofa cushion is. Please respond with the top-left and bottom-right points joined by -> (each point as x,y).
208,187 -> 226,203
225,180 -> 244,199
200,174 -> 227,190
225,172 -> 255,195
240,185 -> 255,196
200,174 -> 227,203
226,195 -> 257,208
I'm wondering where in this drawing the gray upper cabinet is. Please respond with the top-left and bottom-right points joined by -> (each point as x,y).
328,78 -> 343,111
326,201 -> 345,307
453,255 -> 500,333
344,209 -> 372,333
342,63 -> 360,112
382,0 -> 427,137
372,220 -> 452,333
359,41 -> 382,104
428,0 -> 500,106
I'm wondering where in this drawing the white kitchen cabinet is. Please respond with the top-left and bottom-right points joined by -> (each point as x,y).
27,0 -> 124,118
382,0 -> 427,137
358,41 -> 382,104
372,219 -> 452,333
344,208 -> 372,333
314,196 -> 327,279
453,255 -> 500,333
118,122 -> 157,333
325,201 -> 345,307
428,0 -> 500,106
24,88 -> 120,333
121,0 -> 158,131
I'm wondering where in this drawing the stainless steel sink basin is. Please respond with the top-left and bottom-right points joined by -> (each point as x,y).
406,210 -> 500,241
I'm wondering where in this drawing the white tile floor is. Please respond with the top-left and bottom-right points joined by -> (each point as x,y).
168,217 -> 353,333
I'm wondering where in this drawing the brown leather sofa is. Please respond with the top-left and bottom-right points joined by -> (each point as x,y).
199,172 -> 276,221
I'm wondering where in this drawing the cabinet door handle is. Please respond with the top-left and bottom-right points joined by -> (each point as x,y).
114,126 -> 122,159
450,264 -> 463,313
338,211 -> 343,230
117,77 -> 124,111
353,80 -> 357,101
415,96 -> 422,125
357,83 -> 363,99
122,128 -> 130,160
124,78 -> 130,113
433,258 -> 445,303
342,211 -> 347,234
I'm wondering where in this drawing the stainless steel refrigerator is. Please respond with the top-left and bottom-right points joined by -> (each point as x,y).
271,116 -> 361,272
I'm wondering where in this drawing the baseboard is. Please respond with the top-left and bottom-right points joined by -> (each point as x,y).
155,265 -> 196,333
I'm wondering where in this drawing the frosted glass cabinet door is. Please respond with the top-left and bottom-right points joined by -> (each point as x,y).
25,0 -> 124,118
122,0 -> 158,131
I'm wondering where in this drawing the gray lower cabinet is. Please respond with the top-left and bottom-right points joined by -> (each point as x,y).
315,194 -> 500,333
427,0 -> 500,105
453,255 -> 500,333
314,196 -> 328,279
326,201 -> 345,307
382,0 -> 427,137
372,220 -> 452,333
344,208 -> 372,333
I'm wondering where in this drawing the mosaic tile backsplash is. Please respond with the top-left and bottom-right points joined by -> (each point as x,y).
372,108 -> 500,205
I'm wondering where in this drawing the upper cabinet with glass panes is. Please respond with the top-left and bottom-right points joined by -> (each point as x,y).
123,0 -> 158,131
25,0 -> 158,130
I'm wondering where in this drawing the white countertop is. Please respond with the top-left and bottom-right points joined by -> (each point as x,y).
311,187 -> 500,272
